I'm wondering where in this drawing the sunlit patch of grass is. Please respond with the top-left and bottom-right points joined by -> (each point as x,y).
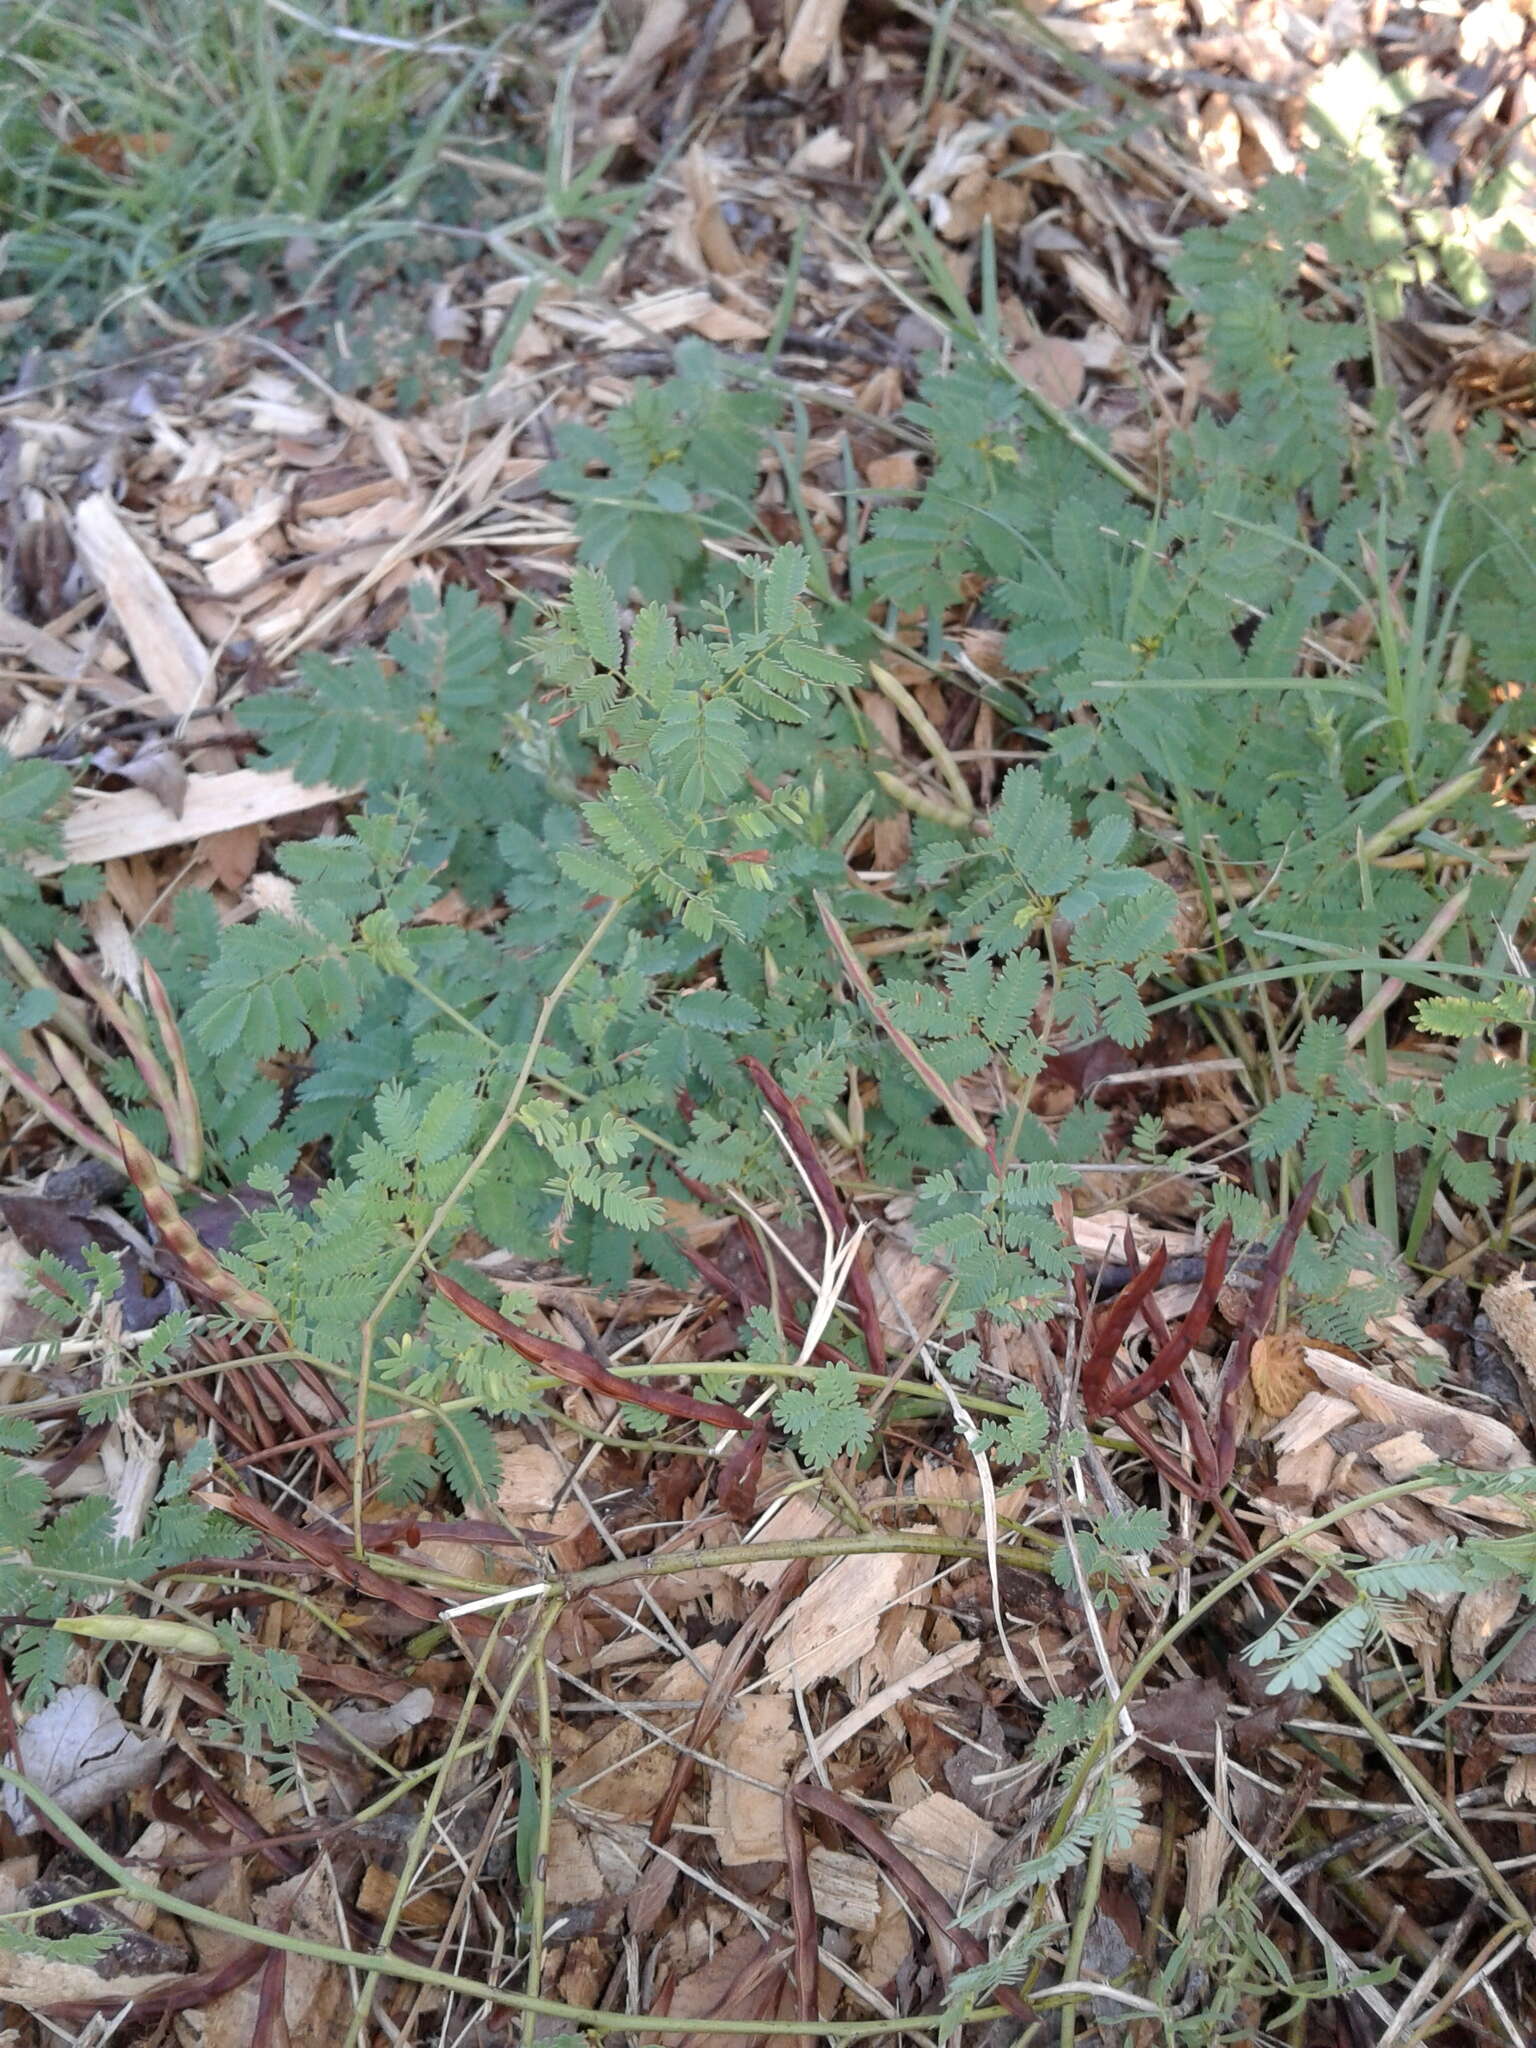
0,0 -> 525,334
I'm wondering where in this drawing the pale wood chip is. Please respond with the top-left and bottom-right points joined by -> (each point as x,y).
186,496 -> 286,562
1303,1349 -> 1529,1475
497,1442 -> 588,1570
1450,1577 -> 1524,1683
28,767 -> 359,874
203,537 -> 271,598
726,1492 -> 835,1586
0,606 -> 142,705
1484,1275 -> 1536,1386
601,0 -> 687,104
708,1693 -> 797,1864
544,1818 -> 604,1909
807,1846 -> 880,1931
1281,1351 -> 1533,1528
887,1791 -> 1000,1904
557,1648 -> 721,1822
1011,336 -> 1086,409
764,1548 -> 921,1689
810,1638 -> 979,1766
888,1792 -> 1001,1969
72,493 -> 211,715
690,303 -> 772,343
1271,1436 -> 1341,1505
1071,1212 -> 1201,1261
871,1243 -> 950,1341
781,0 -> 849,86
1268,1391 -> 1358,1456
789,128 -> 854,173
298,476 -> 400,520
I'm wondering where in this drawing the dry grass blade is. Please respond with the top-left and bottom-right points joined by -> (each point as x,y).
815,893 -> 993,1155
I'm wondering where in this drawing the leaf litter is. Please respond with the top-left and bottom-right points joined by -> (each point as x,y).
2,0 -> 1536,2042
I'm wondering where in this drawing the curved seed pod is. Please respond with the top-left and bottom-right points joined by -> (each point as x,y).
116,1122 -> 278,1326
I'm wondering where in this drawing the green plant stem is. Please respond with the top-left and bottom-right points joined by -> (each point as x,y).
867,661 -> 973,814
372,1529 -> 1057,1609
522,1602 -> 559,2044
1358,765 -> 1488,862
341,1596 -> 555,2048
1355,845 -> 1398,1247
1057,1826 -> 1109,2048
350,894 -> 630,1555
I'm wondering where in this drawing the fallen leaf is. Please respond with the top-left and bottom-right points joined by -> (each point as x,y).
65,130 -> 173,177
1131,1677 -> 1230,1757
1010,336 -> 1085,409
1,1685 -> 165,1834
322,1686 -> 433,1755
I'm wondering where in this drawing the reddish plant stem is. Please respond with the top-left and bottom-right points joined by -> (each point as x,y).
44,1939 -> 268,2022
198,1484 -> 491,1635
1078,1245 -> 1167,1413
718,1418 -> 768,1520
674,1241 -> 854,1370
432,1270 -> 752,1433
740,1056 -> 888,1374
252,1944 -> 290,2048
783,1791 -> 820,2047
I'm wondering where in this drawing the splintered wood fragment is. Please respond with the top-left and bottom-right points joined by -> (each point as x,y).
764,1548 -> 919,1689
809,1638 -> 979,1767
781,0 -> 847,83
72,493 -> 211,715
707,1693 -> 797,1865
722,1493 -> 834,1587
888,1792 -> 1003,1967
1484,1275 -> 1536,1388
28,768 -> 360,874
806,1847 -> 879,1931
0,606 -> 141,705
600,0 -> 686,103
